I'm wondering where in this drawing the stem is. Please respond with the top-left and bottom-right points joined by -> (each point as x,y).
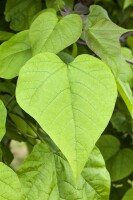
6,94 -> 15,107
125,58 -> 133,65
77,39 -> 87,46
120,31 -> 133,43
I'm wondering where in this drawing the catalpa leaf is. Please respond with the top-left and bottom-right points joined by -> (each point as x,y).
117,78 -> 133,117
17,142 -> 110,200
123,0 -> 133,9
0,100 -> 7,141
83,5 -> 133,117
83,5 -> 128,79
0,31 -> 14,42
45,0 -> 74,10
5,0 -> 42,31
97,135 -> 133,181
117,48 -> 133,117
121,47 -> 133,83
0,162 -> 21,200
122,188 -> 133,200
16,52 -> 117,180
0,30 -> 32,79
29,12 -> 82,55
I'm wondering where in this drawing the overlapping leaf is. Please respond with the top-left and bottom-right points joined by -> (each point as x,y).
16,52 -> 117,180
0,100 -> 7,141
0,31 -> 14,42
17,142 -> 110,200
0,162 -> 21,200
83,5 -> 133,117
0,30 -> 32,79
5,0 -> 42,31
29,12 -> 82,55
97,135 -> 133,181
83,5 -> 129,79
122,188 -> 133,200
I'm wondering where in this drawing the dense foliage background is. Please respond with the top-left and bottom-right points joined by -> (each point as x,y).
0,0 -> 133,199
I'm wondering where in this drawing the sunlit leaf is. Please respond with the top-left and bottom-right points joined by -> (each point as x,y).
16,52 -> 117,180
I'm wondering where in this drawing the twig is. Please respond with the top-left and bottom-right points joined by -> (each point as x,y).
77,39 -> 87,46
120,31 -> 133,43
6,94 -> 15,107
125,58 -> 133,65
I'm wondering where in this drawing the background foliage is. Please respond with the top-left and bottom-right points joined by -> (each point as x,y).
0,0 -> 133,199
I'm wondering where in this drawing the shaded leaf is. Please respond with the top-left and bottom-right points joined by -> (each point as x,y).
0,31 -> 14,42
124,0 -> 133,9
5,0 -> 42,31
97,135 -> 120,161
122,187 -> 133,200
106,149 -> 133,182
0,100 -> 7,141
45,0 -> 74,10
97,135 -> 133,181
17,142 -> 110,200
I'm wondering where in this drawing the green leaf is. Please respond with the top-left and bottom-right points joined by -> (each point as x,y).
16,52 -> 117,180
45,0 -> 65,11
122,188 -> 133,200
123,0 -> 133,9
45,0 -> 74,10
111,111 -> 132,133
17,142 -> 110,200
97,135 -> 120,161
0,162 -> 21,200
121,47 -> 133,83
97,135 -> 133,181
0,81 -> 15,95
29,12 -> 82,55
0,30 -> 32,79
0,31 -> 14,42
83,5 -> 133,117
83,5 -> 128,79
1,142 -> 14,165
0,100 -> 7,141
106,149 -> 133,181
117,78 -> 133,117
5,0 -> 42,31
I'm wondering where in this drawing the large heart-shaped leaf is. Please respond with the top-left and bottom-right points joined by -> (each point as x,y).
0,162 -> 21,200
29,12 -> 82,55
17,142 -> 110,200
0,100 -> 7,141
0,30 -> 31,79
16,52 -> 117,180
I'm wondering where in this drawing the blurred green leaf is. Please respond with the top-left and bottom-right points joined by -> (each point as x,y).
5,0 -> 42,31
122,187 -> 133,200
124,0 -> 133,9
0,100 -> 7,141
